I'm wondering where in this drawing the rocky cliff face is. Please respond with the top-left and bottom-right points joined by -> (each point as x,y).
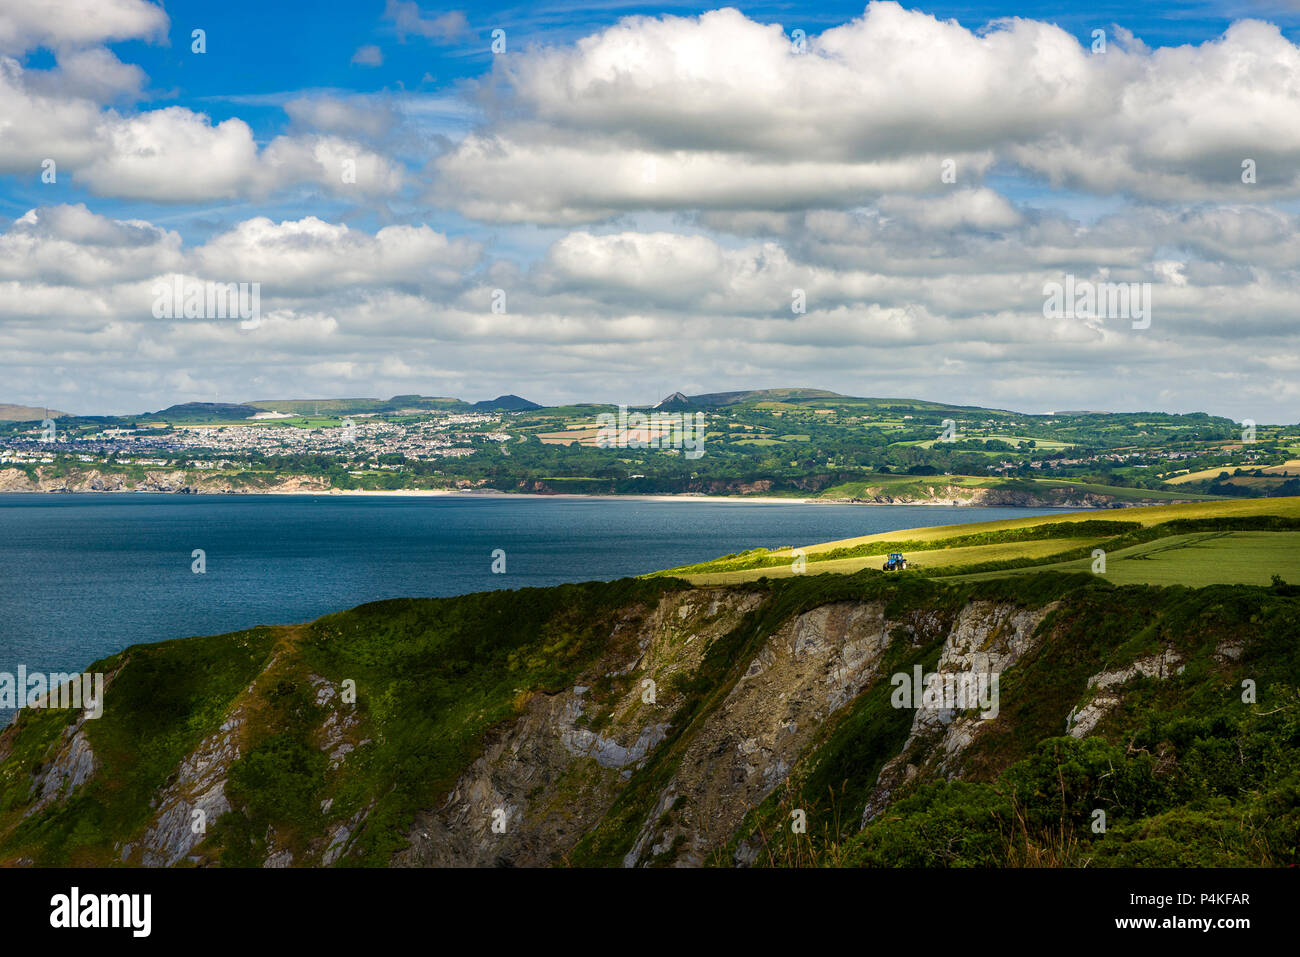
0,467 -> 1195,507
817,483 -> 1172,508
0,466 -> 328,493
0,573 -> 1286,867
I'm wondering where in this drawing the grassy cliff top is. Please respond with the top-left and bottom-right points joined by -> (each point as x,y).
656,497 -> 1300,585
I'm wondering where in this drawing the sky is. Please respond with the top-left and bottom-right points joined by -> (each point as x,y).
1,0 -> 1298,419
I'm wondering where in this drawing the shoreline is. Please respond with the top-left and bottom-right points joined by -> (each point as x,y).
0,485 -> 1111,508
322,489 -> 814,504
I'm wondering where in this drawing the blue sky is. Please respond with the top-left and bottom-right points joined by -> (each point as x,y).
2,1 -> 1299,417
7,0 -> 1299,242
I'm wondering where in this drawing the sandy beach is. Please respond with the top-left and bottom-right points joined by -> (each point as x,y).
322,488 -> 813,504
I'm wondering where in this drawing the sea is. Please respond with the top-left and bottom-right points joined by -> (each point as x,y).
0,493 -> 1063,723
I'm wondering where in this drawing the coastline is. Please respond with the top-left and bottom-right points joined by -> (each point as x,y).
319,488 -> 814,504
0,485 -> 1116,508
1,470 -> 1193,509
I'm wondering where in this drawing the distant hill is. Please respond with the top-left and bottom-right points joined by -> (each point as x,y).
0,404 -> 68,422
141,402 -> 263,423
387,395 -> 472,412
245,396 -> 471,415
473,395 -> 541,411
684,388 -> 842,407
653,391 -> 696,411
679,388 -> 1009,415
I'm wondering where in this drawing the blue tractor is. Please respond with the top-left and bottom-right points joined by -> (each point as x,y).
882,552 -> 907,571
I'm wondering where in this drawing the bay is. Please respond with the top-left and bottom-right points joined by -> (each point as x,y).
0,493 -> 1063,722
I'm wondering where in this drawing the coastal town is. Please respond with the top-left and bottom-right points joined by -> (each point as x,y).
0,390 -> 1295,502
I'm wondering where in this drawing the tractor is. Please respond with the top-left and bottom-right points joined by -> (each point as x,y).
882,552 -> 907,571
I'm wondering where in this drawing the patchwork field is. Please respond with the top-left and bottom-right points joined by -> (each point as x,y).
1164,458 -> 1300,485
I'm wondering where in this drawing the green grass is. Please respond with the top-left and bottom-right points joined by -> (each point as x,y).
3,563 -> 1298,869
900,435 -> 1073,450
952,531 -> 1300,586
678,538 -> 1106,585
658,498 -> 1300,588
814,474 -> 1222,504
0,628 -> 277,865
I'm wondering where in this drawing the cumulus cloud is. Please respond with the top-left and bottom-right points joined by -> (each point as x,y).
2,2 -> 1299,420
430,2 -> 1300,222
1008,19 -> 1300,199
0,0 -> 166,55
192,216 -> 482,293
1,202 -> 1297,419
0,57 -> 406,200
0,18 -> 410,203
20,47 -> 147,101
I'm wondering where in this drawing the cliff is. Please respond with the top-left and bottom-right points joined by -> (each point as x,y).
1,572 -> 1296,867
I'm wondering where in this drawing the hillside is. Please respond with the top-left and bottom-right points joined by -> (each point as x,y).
244,396 -> 472,415
1,545 -> 1296,868
0,404 -> 68,422
657,498 -> 1300,585
473,395 -> 541,411
2,388 -> 1296,504
141,402 -> 264,423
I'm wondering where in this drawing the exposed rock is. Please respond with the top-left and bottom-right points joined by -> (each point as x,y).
1066,650 -> 1184,738
627,601 -> 891,866
28,720 -> 98,816
394,589 -> 762,868
131,709 -> 244,866
862,601 -> 1059,825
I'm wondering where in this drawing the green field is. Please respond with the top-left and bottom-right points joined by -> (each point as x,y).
951,531 -> 1300,586
680,537 -> 1106,585
658,497 -> 1300,587
813,474 -> 1220,504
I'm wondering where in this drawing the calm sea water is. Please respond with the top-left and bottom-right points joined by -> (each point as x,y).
0,493 -> 1061,721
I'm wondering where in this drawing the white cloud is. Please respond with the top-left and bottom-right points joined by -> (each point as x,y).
384,1 -> 469,43
431,3 -> 1300,222
192,216 -> 482,292
0,53 -> 405,201
2,202 -> 1296,419
2,3 -> 1299,420
0,0 -> 167,55
351,44 -> 384,67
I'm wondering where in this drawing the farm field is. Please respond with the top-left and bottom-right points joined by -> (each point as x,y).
948,531 -> 1300,586
658,497 -> 1300,587
7,387 -> 1298,503
677,537 -> 1103,585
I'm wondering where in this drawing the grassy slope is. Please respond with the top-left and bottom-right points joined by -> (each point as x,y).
680,538 -> 1109,585
814,474 -> 1221,503
952,531 -> 1300,586
0,628 -> 278,865
842,582 -> 1300,868
1,570 -> 1296,868
0,579 -> 682,866
711,577 -> 1300,868
657,498 -> 1300,586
